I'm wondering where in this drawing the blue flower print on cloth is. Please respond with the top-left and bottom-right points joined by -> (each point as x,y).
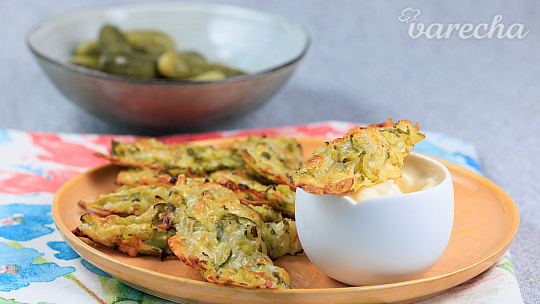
0,242 -> 75,292
80,259 -> 112,279
0,204 -> 54,241
47,241 -> 80,260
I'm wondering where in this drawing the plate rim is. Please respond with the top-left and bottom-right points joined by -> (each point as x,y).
51,136 -> 519,301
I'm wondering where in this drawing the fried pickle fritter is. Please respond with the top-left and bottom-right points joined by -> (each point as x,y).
261,218 -> 302,259
291,119 -> 425,195
264,184 -> 296,218
116,167 -> 174,186
80,184 -> 171,216
210,170 -> 268,203
73,202 -> 175,258
95,138 -> 244,176
209,169 -> 267,191
250,205 -> 283,222
232,136 -> 303,185
164,177 -> 292,289
209,169 -> 296,218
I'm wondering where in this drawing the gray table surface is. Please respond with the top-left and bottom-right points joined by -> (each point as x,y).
2,0 -> 538,302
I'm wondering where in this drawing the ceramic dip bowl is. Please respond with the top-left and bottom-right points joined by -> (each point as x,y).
295,152 -> 454,286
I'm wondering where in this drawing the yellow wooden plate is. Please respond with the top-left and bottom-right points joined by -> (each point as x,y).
52,137 -> 519,304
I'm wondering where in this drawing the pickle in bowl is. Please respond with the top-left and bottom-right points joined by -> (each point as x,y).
70,24 -> 245,81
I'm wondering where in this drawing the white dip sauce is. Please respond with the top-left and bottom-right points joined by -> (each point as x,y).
346,171 -> 439,203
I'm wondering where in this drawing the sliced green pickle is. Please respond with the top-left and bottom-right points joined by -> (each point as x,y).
99,52 -> 158,78
71,55 -> 100,70
126,30 -> 176,55
74,40 -> 100,56
189,70 -> 226,81
99,25 -> 133,54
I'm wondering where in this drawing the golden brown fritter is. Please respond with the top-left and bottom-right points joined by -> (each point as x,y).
164,176 -> 294,289
291,119 -> 425,195
261,218 -> 302,259
80,184 -> 171,216
209,169 -> 296,218
232,136 -> 303,185
73,202 -> 175,258
116,167 -> 174,186
210,171 -> 269,204
95,138 -> 244,176
263,184 -> 296,218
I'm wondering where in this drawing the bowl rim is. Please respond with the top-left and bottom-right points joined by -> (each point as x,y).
26,2 -> 311,86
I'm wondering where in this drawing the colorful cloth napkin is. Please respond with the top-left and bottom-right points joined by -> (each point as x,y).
0,122 -> 522,303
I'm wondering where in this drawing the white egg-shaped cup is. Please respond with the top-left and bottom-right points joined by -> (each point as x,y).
295,152 -> 454,286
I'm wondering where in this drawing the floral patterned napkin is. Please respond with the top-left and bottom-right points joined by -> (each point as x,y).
0,122 -> 522,304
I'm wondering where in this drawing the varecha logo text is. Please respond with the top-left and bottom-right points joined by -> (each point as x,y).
398,8 -> 529,39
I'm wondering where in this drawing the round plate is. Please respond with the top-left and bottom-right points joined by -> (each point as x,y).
52,137 -> 519,304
